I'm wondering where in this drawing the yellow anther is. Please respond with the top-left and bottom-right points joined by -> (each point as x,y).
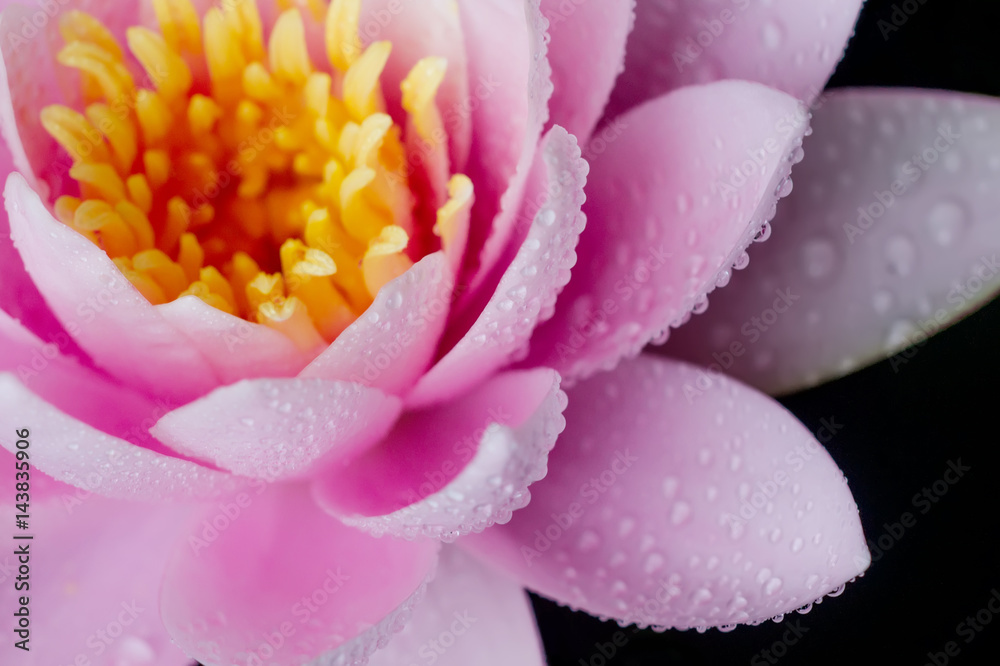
227,251 -> 262,315
152,0 -> 202,55
181,281 -> 235,314
135,90 -> 173,146
84,103 -> 138,175
39,105 -> 111,165
340,166 -> 389,241
401,57 -> 448,145
342,41 -> 391,121
126,174 -> 153,214
73,200 -> 136,258
57,42 -> 134,102
222,0 -> 265,62
362,225 -> 412,296
177,233 -> 205,282
187,94 -> 223,136
200,266 -> 238,312
269,10 -> 312,85
353,113 -> 394,169
54,196 -> 82,226
115,257 -> 168,305
161,196 -> 192,253
142,150 -> 171,189
115,200 -> 156,250
59,11 -> 123,61
258,296 -> 325,351
304,72 -> 332,118
134,249 -> 189,300
242,62 -> 282,103
246,272 -> 286,312
203,7 -> 247,101
126,27 -> 193,101
70,162 -> 126,204
326,0 -> 362,72
435,173 -> 474,262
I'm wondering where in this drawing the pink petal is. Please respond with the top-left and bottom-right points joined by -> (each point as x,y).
0,308 -> 175,452
411,126 -> 587,408
0,492 -> 196,665
160,483 -> 439,666
157,296 -> 315,384
462,355 -> 870,628
300,253 -> 453,396
362,0 -> 472,170
523,81 -> 808,384
312,369 -> 566,541
0,147 -> 70,348
151,378 -> 401,481
542,0 -> 634,144
456,0 -> 552,287
0,372 -> 244,501
5,173 -> 223,402
369,547 -> 545,666
664,88 -> 1000,394
605,0 -> 862,121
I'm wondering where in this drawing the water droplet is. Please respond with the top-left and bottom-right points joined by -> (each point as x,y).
755,222 -> 772,243
644,553 -> 665,573
677,194 -> 692,214
762,22 -> 783,49
386,290 -> 403,309
692,588 -> 713,604
662,477 -> 679,499
733,251 -> 750,271
577,530 -> 601,553
884,235 -> 917,276
885,319 -> 917,351
765,578 -> 783,595
618,517 -> 636,537
926,200 -> 968,246
872,289 -> 894,315
670,501 -> 692,525
538,209 -> 556,227
802,237 -> 837,279
791,537 -> 804,552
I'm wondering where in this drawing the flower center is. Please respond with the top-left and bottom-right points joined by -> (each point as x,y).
41,0 -> 470,350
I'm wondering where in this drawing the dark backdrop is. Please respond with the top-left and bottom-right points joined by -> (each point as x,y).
534,0 -> 1000,664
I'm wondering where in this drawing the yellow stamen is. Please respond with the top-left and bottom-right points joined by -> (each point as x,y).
326,0 -> 362,72
268,10 -> 312,85
401,57 -> 448,145
343,41 -> 391,120
41,3 -> 470,348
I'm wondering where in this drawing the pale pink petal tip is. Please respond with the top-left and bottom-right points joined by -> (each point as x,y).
0,374 -> 243,502
463,355 -> 870,630
313,369 -> 567,542
526,81 -> 810,386
151,378 -> 402,481
665,88 -> 1000,395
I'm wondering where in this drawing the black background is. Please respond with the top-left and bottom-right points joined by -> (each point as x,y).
533,0 -> 1000,665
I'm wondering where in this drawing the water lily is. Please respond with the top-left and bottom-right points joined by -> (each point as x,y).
2,0 -> 997,664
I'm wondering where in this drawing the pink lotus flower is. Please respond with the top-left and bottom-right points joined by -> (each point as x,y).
1,0 -> 997,664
